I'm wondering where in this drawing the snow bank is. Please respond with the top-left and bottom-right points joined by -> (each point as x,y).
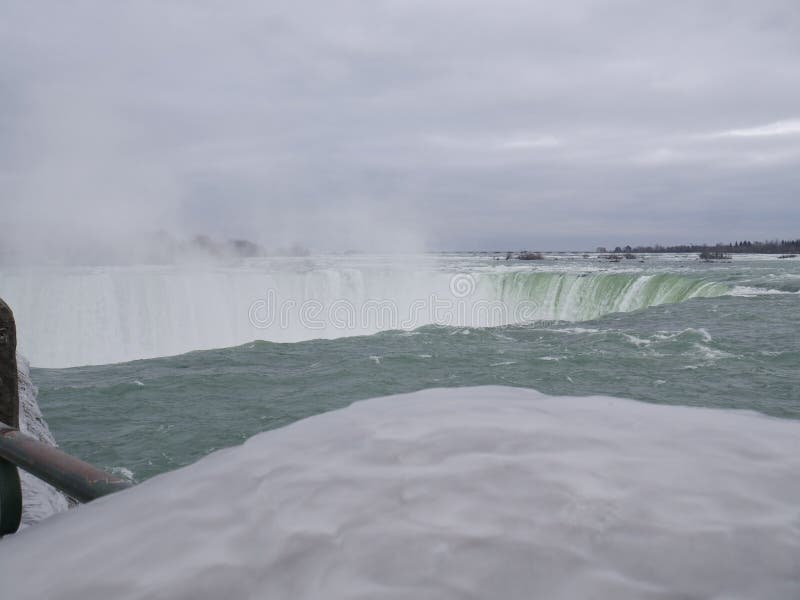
1,387 -> 798,599
15,354 -> 71,527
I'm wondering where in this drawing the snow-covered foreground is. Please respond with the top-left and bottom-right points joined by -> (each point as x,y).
1,387 -> 799,599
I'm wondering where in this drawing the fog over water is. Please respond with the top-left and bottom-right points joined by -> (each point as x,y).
2,1 -> 800,263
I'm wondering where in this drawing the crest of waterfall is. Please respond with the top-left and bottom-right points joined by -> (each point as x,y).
1,263 -> 729,367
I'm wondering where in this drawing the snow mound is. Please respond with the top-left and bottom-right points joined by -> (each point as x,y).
16,354 -> 71,527
1,386 -> 798,599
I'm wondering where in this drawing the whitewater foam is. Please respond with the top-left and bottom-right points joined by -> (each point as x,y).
691,343 -> 737,361
730,285 -> 797,296
622,333 -> 651,347
653,327 -> 713,342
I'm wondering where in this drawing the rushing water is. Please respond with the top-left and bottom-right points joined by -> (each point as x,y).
1,253 -> 736,367
5,253 -> 798,481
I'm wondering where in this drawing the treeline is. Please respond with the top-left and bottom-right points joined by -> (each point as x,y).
610,239 -> 800,255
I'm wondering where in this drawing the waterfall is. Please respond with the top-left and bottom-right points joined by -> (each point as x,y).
0,264 -> 729,367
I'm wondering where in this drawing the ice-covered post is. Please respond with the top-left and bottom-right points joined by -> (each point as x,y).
0,297 -> 22,535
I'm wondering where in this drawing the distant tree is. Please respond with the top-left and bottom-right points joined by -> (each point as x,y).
614,237 -> 797,254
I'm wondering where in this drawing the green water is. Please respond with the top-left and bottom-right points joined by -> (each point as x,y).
33,284 -> 799,482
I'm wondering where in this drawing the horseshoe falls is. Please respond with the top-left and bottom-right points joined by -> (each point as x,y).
1,254 -> 735,368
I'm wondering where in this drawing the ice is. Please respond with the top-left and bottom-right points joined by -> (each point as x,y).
1,386 -> 798,599
15,354 -> 71,527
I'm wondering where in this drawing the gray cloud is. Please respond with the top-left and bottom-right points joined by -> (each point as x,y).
1,0 -> 799,260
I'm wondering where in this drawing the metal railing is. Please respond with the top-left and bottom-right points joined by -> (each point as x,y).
0,298 -> 132,535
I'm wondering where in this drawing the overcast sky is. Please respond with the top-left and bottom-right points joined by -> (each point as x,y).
2,0 -> 799,258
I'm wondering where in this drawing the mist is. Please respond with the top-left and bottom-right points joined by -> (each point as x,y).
2,1 -> 799,264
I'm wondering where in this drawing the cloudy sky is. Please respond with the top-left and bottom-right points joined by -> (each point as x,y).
2,0 -> 799,258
